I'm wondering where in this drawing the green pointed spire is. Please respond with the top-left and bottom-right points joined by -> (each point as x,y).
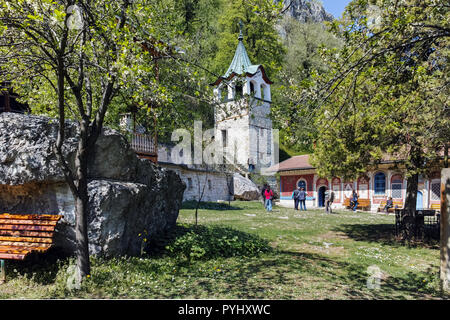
223,20 -> 252,78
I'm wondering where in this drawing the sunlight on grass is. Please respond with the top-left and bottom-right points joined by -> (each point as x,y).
0,201 -> 445,299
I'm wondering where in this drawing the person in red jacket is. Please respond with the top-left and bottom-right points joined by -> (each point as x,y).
264,186 -> 274,212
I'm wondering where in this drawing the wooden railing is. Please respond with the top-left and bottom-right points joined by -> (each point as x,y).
130,133 -> 157,156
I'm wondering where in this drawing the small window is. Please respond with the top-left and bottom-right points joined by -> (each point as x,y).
220,89 -> 228,102
374,172 -> 386,195
208,180 -> 212,190
187,178 -> 193,190
221,129 -> 227,148
391,182 -> 402,199
431,182 -> 440,201
235,84 -> 243,99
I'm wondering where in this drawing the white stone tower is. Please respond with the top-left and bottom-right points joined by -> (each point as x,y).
211,22 -> 275,175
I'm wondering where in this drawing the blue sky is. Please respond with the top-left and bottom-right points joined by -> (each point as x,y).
320,0 -> 353,18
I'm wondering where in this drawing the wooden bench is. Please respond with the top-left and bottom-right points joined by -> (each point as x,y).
378,200 -> 403,213
0,213 -> 63,283
343,198 -> 371,210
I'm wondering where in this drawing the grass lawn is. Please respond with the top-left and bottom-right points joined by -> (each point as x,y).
0,201 -> 446,299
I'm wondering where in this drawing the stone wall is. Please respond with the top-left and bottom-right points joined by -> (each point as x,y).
0,112 -> 185,257
158,162 -> 233,203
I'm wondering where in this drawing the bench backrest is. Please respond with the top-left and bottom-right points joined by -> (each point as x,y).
380,200 -> 403,207
344,198 -> 370,206
0,214 -> 62,260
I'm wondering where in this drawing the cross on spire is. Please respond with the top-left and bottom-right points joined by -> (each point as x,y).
238,20 -> 244,41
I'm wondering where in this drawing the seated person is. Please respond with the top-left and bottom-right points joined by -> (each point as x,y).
384,197 -> 393,213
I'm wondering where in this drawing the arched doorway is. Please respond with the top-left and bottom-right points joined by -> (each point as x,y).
318,186 -> 327,207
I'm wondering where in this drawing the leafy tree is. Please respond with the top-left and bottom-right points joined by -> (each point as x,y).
211,0 -> 286,80
271,16 -> 342,154
305,0 -> 449,238
0,0 -> 184,284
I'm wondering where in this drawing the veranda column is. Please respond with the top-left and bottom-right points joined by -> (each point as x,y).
440,168 -> 450,293
387,171 -> 393,198
313,174 -> 317,207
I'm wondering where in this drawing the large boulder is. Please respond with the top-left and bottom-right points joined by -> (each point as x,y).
233,173 -> 260,201
0,112 -> 185,257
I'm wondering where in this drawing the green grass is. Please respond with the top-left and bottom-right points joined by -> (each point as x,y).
0,201 -> 446,299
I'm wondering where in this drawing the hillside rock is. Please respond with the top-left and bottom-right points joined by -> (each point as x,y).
277,0 -> 334,23
0,112 -> 185,257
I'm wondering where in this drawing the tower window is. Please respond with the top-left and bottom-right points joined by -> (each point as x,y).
250,82 -> 255,95
221,129 -> 227,147
235,84 -> 243,99
220,89 -> 227,102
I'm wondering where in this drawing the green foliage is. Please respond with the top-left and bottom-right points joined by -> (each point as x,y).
211,0 -> 286,80
305,0 -> 449,179
271,18 -> 342,154
164,224 -> 272,260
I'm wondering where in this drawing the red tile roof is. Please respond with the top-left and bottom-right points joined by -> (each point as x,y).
267,154 -> 314,172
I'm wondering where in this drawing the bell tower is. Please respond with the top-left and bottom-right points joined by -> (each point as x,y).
212,21 -> 274,174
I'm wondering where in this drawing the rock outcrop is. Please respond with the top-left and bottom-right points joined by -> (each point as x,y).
277,0 -> 334,23
0,112 -> 185,257
233,173 -> 260,201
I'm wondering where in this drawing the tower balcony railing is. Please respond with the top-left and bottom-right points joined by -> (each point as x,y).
130,132 -> 158,162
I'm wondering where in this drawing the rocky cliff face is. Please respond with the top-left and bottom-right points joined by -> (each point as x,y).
0,112 -> 185,257
277,0 -> 334,23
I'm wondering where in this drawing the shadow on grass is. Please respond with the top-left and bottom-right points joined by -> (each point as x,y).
163,249 -> 446,300
332,224 -> 439,249
4,247 -> 71,285
181,201 -> 243,211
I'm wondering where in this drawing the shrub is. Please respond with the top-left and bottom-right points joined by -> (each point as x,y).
164,224 -> 272,261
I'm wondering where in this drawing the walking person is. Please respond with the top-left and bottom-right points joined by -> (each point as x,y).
298,187 -> 307,211
264,186 -> 274,212
324,188 -> 330,213
351,190 -> 359,212
292,187 -> 301,210
261,184 -> 268,209
326,191 -> 335,214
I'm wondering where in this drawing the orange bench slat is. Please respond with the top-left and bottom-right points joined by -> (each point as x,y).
0,214 -> 62,221
0,253 -> 27,260
0,236 -> 54,244
0,230 -> 54,238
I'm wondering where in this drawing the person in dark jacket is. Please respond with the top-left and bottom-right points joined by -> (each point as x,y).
384,197 -> 393,214
351,190 -> 358,211
326,191 -> 335,214
298,188 -> 307,211
292,187 -> 301,210
261,184 -> 268,208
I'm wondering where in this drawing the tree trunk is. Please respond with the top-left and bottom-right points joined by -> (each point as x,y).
75,194 -> 90,282
402,173 -> 418,240
401,145 -> 423,241
404,173 -> 418,213
74,122 -> 91,283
